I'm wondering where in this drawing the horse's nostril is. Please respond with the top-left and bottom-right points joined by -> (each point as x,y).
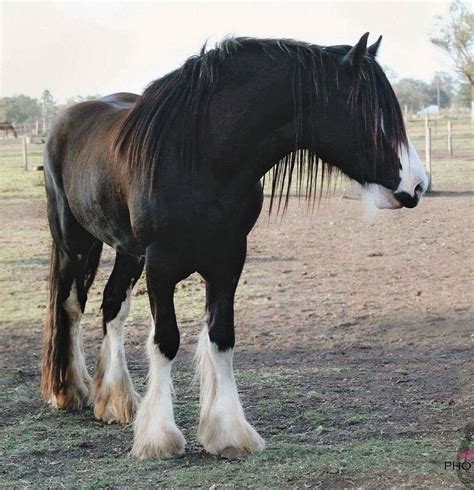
414,183 -> 424,194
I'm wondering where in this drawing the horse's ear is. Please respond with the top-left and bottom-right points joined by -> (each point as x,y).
342,32 -> 369,71
368,35 -> 383,57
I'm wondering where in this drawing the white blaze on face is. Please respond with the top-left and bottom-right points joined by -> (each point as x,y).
396,137 -> 429,197
362,136 -> 428,213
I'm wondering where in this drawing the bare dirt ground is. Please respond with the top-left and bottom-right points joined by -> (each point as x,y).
1,135 -> 473,488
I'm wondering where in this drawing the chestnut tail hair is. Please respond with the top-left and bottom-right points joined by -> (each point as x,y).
41,241 -> 72,402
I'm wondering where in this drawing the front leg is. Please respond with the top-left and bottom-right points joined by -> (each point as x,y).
131,262 -> 185,459
196,239 -> 265,459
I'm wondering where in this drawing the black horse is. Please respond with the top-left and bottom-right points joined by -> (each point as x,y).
42,34 -> 427,459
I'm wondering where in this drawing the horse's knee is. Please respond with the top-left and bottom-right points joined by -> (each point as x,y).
154,328 -> 180,360
208,323 -> 235,351
102,289 -> 131,326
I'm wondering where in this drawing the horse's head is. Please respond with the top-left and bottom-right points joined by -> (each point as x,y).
316,33 -> 428,210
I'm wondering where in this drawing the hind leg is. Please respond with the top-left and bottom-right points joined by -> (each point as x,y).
42,236 -> 102,410
94,253 -> 144,424
42,185 -> 103,410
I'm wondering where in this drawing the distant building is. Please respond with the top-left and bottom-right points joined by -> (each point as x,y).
417,105 -> 439,115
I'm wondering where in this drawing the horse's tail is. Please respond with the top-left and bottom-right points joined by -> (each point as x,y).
41,240 -> 70,403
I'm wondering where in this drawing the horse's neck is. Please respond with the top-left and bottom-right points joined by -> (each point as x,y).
209,56 -> 303,186
205,55 -> 318,214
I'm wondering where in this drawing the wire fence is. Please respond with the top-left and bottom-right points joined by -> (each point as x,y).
3,115 -> 472,184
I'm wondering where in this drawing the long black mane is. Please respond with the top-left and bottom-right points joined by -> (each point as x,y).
115,37 -> 407,210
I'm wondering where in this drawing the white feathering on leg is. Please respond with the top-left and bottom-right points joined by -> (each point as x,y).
94,286 -> 140,424
131,322 -> 185,459
196,326 -> 264,459
50,281 -> 91,409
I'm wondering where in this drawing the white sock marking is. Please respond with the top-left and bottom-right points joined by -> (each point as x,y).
63,281 -> 91,387
101,286 -> 131,385
131,322 -> 185,458
196,327 -> 264,456
94,286 -> 138,423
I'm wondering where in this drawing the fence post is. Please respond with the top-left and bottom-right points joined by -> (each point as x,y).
447,121 -> 453,157
404,105 -> 408,125
22,137 -> 29,171
425,127 -> 432,192
35,120 -> 39,136
424,114 -> 429,131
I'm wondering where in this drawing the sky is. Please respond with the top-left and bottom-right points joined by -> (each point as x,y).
1,0 -> 455,102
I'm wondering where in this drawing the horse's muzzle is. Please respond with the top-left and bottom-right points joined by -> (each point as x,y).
393,191 -> 419,208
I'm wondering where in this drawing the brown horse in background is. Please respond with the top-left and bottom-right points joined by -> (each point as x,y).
0,122 -> 18,139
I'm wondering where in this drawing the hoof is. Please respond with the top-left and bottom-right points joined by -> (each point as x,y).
199,417 -> 265,458
131,424 -> 186,459
47,380 -> 92,411
94,384 -> 140,424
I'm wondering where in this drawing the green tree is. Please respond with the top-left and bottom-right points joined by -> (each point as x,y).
41,89 -> 58,132
65,94 -> 102,106
428,72 -> 455,108
392,78 -> 430,113
0,95 -> 41,124
430,0 -> 474,119
454,80 -> 472,107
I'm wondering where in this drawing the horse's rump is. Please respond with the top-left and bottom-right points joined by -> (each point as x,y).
44,93 -> 141,253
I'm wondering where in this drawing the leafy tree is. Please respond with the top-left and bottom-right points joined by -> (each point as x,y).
428,72 -> 455,108
392,78 -> 430,112
0,95 -> 41,124
65,94 -> 102,106
454,80 -> 472,107
430,0 -> 474,119
41,89 -> 58,132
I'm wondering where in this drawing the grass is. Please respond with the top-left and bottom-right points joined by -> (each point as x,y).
3,438 -> 451,488
0,146 -> 45,201
1,366 -> 461,488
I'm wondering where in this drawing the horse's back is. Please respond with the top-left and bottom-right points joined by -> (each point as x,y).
99,92 -> 140,108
